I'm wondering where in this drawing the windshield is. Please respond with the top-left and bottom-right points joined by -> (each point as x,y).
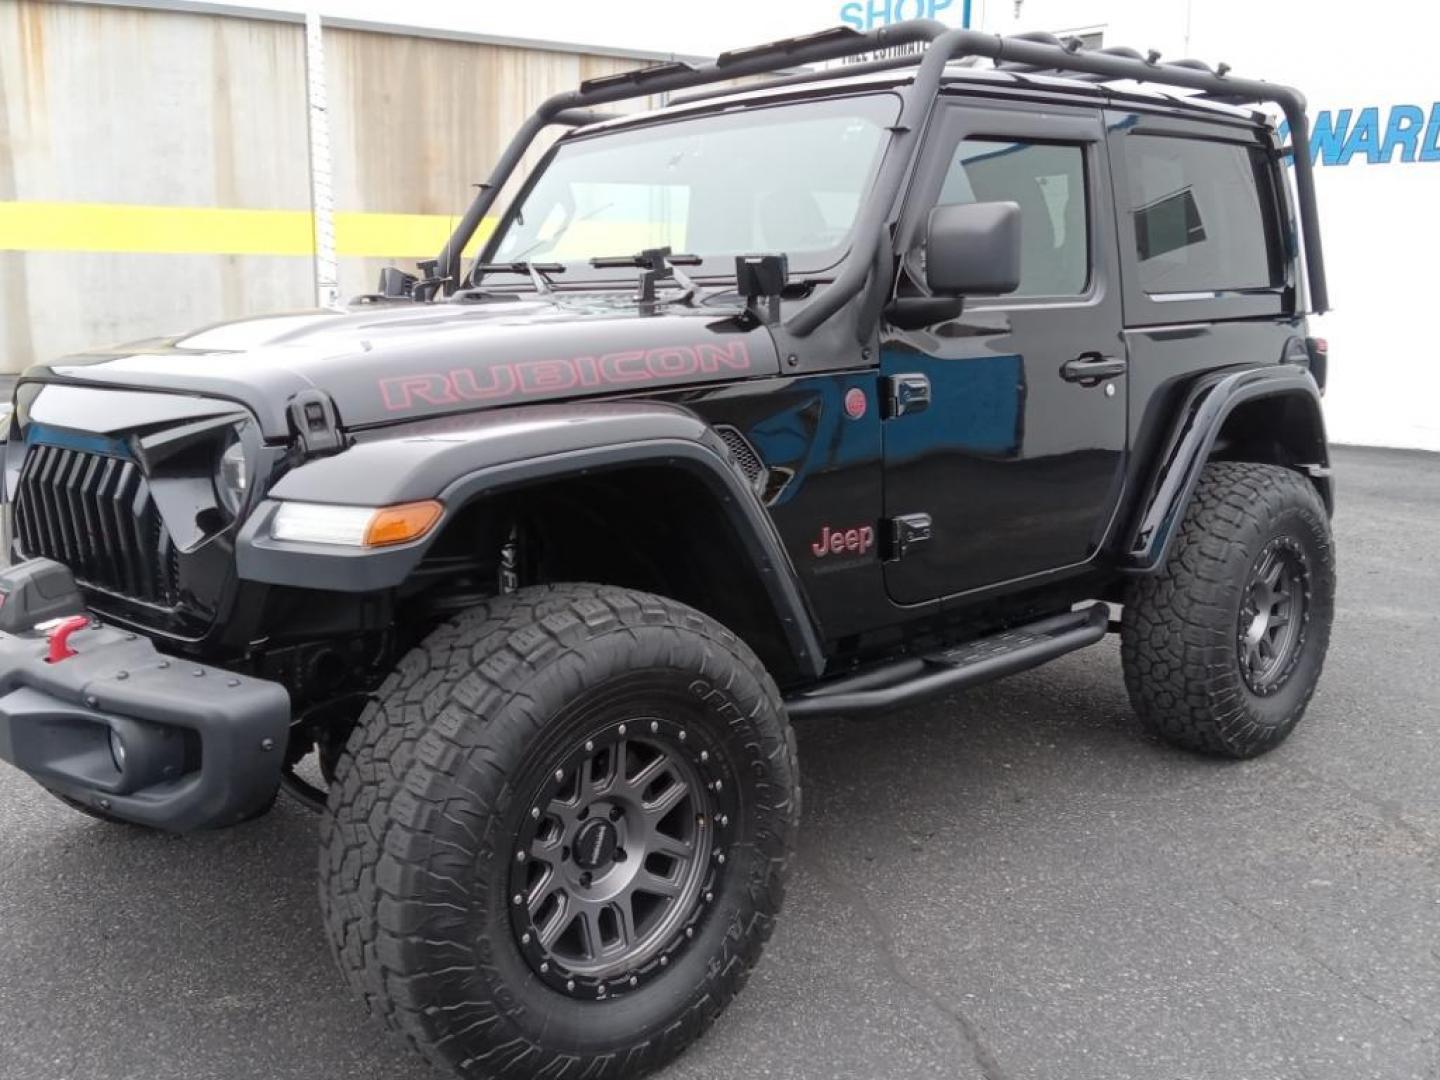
487,93 -> 900,278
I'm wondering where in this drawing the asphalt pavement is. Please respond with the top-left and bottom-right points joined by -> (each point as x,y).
1,445 -> 1437,1080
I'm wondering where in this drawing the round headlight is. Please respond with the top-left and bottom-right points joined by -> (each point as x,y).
215,440 -> 248,516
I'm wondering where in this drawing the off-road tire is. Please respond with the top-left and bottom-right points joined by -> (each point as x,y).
1121,461 -> 1335,758
318,583 -> 799,1080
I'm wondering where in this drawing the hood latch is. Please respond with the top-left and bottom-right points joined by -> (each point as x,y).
287,389 -> 347,459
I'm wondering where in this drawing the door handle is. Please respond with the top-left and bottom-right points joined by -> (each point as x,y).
1060,353 -> 1127,386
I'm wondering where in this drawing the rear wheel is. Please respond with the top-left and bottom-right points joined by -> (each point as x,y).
319,583 -> 799,1079
1121,461 -> 1335,758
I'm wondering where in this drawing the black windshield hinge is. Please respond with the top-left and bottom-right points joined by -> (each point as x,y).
735,253 -> 789,325
287,389 -> 347,460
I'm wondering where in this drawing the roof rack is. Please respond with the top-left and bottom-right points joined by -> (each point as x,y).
438,20 -> 1327,320
578,60 -> 697,94
987,33 -> 1251,98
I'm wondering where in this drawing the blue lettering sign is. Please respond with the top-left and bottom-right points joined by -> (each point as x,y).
1379,104 -> 1425,162
1281,103 -> 1440,165
837,0 -> 958,29
1339,106 -> 1381,164
1311,109 -> 1352,166
1421,103 -> 1440,162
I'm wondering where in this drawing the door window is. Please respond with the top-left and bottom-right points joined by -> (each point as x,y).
937,140 -> 1089,298
1122,136 -> 1281,294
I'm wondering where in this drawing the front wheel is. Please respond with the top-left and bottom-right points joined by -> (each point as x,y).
1121,461 -> 1336,758
319,584 -> 799,1080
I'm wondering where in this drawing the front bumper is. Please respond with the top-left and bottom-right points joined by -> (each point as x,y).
0,579 -> 290,830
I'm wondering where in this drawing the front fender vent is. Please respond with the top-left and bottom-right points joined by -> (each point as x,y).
715,425 -> 765,486
713,424 -> 792,505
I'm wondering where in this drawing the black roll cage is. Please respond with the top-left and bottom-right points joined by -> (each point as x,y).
437,20 -> 1329,326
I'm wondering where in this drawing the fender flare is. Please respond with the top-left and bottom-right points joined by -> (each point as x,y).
235,400 -> 825,678
1123,364 -> 1330,574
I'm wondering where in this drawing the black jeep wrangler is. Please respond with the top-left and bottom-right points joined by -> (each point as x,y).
0,20 -> 1334,1080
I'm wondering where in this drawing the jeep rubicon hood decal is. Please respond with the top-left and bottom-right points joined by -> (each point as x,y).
377,340 -> 756,412
25,297 -> 780,437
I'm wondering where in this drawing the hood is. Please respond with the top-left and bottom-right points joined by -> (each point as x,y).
24,294 -> 780,439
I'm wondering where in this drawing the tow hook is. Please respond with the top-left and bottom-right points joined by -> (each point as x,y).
45,615 -> 92,663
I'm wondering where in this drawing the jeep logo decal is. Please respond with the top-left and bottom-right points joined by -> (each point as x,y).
378,342 -> 752,410
810,524 -> 876,559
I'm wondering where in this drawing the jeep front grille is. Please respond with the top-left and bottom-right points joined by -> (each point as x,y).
13,444 -> 178,607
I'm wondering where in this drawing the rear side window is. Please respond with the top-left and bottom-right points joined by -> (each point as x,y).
1123,136 -> 1281,294
938,139 -> 1089,298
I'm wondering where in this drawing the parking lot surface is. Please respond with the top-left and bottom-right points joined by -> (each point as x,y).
1,445 -> 1437,1080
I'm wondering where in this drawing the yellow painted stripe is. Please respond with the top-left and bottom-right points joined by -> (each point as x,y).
0,201 -> 495,258
336,211 -> 495,258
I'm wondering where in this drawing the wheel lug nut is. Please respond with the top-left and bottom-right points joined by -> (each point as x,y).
660,956 -> 669,967
513,893 -> 524,906
531,807 -> 540,819
566,979 -> 576,992
685,927 -> 694,938
618,724 -> 627,735
540,961 -> 549,973
678,731 -> 687,742
585,740 -> 594,752
715,851 -> 726,864
516,850 -> 525,862
699,751 -> 709,763
555,769 -> 565,782
629,975 -> 639,987
650,721 -> 659,733
521,932 -> 531,945
704,891 -> 713,903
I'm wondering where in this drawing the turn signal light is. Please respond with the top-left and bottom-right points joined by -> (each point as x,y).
271,499 -> 444,548
364,500 -> 444,547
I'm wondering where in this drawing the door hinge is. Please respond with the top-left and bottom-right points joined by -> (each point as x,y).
287,388 -> 347,459
881,373 -> 931,418
884,513 -> 933,561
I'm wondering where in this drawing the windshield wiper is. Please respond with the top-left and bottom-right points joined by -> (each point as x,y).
590,247 -> 702,309
472,260 -> 566,294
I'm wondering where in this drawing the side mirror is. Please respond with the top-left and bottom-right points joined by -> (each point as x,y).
925,201 -> 1022,297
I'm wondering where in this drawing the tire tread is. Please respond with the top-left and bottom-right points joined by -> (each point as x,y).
319,583 -> 798,1079
1121,461 -> 1335,758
